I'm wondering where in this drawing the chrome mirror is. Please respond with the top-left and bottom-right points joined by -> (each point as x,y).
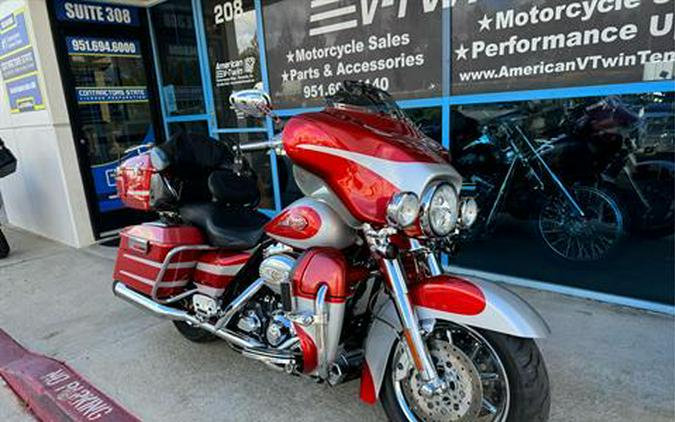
229,89 -> 275,119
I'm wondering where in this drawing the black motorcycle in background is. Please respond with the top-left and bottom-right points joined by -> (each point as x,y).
443,95 -> 674,262
0,138 -> 17,258
542,96 -> 675,238
453,110 -> 625,262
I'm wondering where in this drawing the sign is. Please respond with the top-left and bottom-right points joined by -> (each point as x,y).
451,0 -> 675,95
76,87 -> 149,104
202,0 -> 262,128
263,0 -> 443,109
0,10 -> 30,57
54,0 -> 140,27
0,8 -> 44,113
66,36 -> 141,57
6,73 -> 43,112
0,48 -> 36,80
0,329 -> 140,422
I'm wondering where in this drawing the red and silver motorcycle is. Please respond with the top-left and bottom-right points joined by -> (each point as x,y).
112,82 -> 550,421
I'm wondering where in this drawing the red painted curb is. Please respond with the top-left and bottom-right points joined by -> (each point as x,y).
0,329 -> 140,422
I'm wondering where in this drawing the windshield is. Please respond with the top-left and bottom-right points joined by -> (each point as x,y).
326,81 -> 405,119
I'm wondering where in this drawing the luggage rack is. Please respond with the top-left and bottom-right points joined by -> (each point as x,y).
151,244 -> 218,304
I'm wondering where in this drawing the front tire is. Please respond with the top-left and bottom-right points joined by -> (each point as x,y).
381,323 -> 550,422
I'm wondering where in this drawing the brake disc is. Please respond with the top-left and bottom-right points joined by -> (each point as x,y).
402,340 -> 483,422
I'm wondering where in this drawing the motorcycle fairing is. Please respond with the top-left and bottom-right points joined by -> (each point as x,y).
283,109 -> 461,225
360,275 -> 550,402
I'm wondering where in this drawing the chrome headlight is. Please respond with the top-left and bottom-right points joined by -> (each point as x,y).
420,182 -> 459,237
387,192 -> 420,228
459,197 -> 478,228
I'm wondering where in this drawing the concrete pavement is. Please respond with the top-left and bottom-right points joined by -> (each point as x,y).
0,225 -> 673,421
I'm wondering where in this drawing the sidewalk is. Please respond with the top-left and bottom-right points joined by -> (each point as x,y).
0,226 -> 673,422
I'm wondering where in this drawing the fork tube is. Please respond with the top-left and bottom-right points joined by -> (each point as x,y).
382,258 -> 440,386
409,239 -> 442,276
514,125 -> 585,217
487,158 -> 518,226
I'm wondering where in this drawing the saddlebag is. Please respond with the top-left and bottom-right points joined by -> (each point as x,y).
113,224 -> 205,298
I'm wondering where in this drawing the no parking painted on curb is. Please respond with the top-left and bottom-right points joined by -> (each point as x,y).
0,329 -> 139,421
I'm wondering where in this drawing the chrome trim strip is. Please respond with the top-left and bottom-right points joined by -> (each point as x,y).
123,254 -> 196,270
119,271 -> 188,288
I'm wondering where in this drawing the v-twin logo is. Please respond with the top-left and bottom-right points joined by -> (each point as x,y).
308,0 -> 478,36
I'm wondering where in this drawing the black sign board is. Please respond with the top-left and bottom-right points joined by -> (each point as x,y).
262,0 -> 443,109
451,0 -> 675,95
202,0 -> 263,128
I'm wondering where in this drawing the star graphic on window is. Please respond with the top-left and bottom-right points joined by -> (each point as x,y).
478,14 -> 492,32
286,51 -> 294,63
281,71 -> 289,82
455,44 -> 469,61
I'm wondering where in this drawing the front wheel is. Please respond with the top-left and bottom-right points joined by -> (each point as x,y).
381,322 -> 550,422
538,186 -> 623,262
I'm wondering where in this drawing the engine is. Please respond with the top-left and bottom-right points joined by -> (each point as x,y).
235,292 -> 295,348
233,249 -> 298,349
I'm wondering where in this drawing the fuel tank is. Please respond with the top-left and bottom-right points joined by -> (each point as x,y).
283,107 -> 461,225
265,198 -> 356,250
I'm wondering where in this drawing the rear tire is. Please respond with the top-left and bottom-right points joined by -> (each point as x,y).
0,228 -> 9,259
173,321 -> 218,343
381,324 -> 550,422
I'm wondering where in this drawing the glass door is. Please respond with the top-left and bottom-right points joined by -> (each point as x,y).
49,0 -> 163,237
66,35 -> 156,215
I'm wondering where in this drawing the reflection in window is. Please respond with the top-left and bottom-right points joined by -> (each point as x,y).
151,0 -> 205,116
68,50 -> 153,166
451,93 -> 674,304
219,133 -> 276,210
168,120 -> 210,137
203,0 -> 262,129
405,107 -> 443,143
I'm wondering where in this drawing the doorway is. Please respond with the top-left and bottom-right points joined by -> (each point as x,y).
48,0 -> 162,237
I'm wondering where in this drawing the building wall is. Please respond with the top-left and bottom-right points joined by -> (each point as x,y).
0,0 -> 94,247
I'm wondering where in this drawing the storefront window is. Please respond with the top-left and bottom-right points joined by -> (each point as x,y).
202,0 -> 262,129
406,107 -> 443,144
450,1 -> 674,95
450,93 -> 674,304
150,0 -> 205,116
168,120 -> 210,136
262,0 -> 442,110
219,133 -> 276,209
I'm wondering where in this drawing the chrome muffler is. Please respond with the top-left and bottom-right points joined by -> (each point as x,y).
113,281 -> 263,349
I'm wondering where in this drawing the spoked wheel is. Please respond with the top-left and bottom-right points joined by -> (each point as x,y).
629,178 -> 675,238
539,186 -> 623,262
381,322 -> 550,422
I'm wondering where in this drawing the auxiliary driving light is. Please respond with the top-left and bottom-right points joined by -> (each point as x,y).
386,192 -> 420,228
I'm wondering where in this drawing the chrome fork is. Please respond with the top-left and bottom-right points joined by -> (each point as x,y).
364,225 -> 445,397
381,257 -> 446,397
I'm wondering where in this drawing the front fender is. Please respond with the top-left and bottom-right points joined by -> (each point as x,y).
360,275 -> 549,403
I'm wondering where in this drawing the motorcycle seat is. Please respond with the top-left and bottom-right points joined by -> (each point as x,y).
179,203 -> 270,250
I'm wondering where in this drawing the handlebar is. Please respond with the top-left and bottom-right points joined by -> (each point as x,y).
239,138 -> 283,152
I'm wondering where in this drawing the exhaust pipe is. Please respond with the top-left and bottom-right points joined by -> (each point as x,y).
113,281 -> 263,349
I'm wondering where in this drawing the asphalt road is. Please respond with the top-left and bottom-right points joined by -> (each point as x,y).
0,226 -> 673,421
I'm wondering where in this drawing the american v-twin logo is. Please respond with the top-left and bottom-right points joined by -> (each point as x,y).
308,0 -> 477,36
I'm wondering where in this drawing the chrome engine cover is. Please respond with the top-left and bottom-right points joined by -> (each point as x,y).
192,294 -> 218,318
259,254 -> 296,294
